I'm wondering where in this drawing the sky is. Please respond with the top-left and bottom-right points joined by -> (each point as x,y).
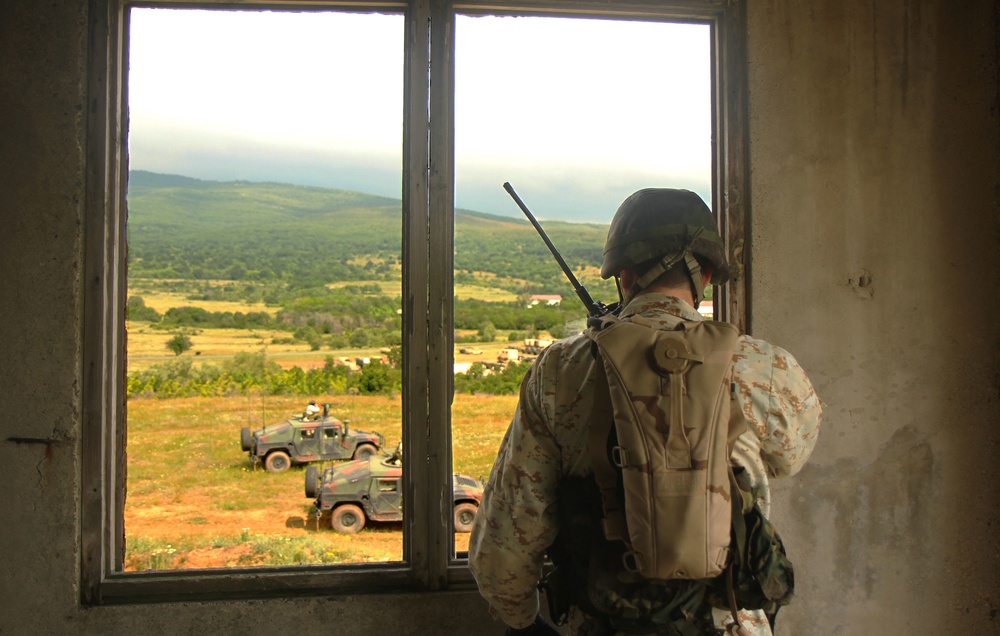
128,9 -> 712,223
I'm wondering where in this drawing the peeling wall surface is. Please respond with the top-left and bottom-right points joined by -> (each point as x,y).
1,0 -> 997,634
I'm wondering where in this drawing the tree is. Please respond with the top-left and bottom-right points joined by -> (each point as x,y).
477,320 -> 497,343
355,360 -> 399,395
125,296 -> 162,322
166,333 -> 193,356
385,345 -> 402,367
349,329 -> 370,348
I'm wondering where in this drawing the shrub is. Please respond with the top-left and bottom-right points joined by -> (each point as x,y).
454,360 -> 530,395
166,333 -> 193,356
348,329 -> 370,348
126,296 -> 162,322
477,320 -> 497,343
354,360 -> 400,395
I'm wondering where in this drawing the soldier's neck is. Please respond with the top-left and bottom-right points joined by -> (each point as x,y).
633,285 -> 698,308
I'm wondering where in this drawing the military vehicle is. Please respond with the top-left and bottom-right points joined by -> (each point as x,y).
240,408 -> 385,473
305,445 -> 484,534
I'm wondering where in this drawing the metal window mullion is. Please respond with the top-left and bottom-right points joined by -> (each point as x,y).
82,0 -> 129,604
716,0 -> 749,334
111,1 -> 130,577
452,0 -> 726,20
402,0 -> 434,585
424,0 -> 455,589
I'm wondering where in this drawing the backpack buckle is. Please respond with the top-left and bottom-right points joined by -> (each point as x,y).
621,550 -> 642,573
611,445 -> 629,468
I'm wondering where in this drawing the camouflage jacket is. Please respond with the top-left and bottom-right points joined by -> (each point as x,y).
468,294 -> 823,634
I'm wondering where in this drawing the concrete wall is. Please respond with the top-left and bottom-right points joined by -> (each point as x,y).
747,1 -> 1000,633
1,0 -> 997,634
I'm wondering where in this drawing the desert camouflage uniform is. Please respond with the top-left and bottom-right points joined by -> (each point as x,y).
469,293 -> 823,635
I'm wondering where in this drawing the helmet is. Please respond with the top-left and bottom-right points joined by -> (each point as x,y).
601,188 -> 731,284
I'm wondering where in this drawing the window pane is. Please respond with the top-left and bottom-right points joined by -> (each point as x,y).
125,8 -> 405,570
451,16 -> 712,554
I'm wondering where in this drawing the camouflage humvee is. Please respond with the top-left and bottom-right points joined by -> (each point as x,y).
240,410 -> 385,473
305,445 -> 484,534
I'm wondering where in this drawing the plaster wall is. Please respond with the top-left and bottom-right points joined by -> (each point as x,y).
0,0 -> 997,634
746,1 -> 1000,633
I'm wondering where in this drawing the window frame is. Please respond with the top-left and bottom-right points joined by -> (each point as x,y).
81,0 -> 749,605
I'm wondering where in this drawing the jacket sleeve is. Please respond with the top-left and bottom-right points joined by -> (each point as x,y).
735,337 -> 823,478
468,353 -> 563,629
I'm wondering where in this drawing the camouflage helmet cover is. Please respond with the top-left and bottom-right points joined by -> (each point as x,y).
601,188 -> 731,284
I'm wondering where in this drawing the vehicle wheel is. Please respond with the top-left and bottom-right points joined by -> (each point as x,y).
304,466 -> 319,498
453,502 -> 478,533
264,451 -> 291,473
240,427 -> 253,452
353,443 -> 378,461
330,504 -> 366,534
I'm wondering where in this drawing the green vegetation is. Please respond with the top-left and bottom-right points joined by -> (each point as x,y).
128,171 -> 403,287
455,298 -> 574,337
125,532 -> 362,570
166,333 -> 192,356
130,282 -> 403,349
127,352 -> 403,399
122,174 -> 620,570
128,350 -> 527,399
125,171 -> 624,355
128,170 -> 619,299
124,394 -> 516,570
131,289 -> 576,351
127,295 -> 162,321
454,361 -> 532,395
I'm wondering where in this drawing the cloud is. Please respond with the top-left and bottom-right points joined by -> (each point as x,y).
128,10 -> 714,222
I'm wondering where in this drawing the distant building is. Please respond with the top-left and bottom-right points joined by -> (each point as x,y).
527,294 -> 562,307
332,357 -> 362,372
697,301 -> 714,319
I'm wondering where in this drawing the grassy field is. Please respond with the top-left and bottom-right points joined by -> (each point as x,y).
132,290 -> 277,316
124,393 -> 516,571
138,277 -> 519,307
455,282 -> 519,303
127,322 -> 307,359
128,319 -> 529,371
326,279 -> 401,295
126,272 -> 521,370
124,269 -> 529,571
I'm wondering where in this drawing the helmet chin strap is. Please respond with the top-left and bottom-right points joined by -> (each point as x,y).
683,253 -> 704,310
615,276 -> 628,306
618,250 -> 705,310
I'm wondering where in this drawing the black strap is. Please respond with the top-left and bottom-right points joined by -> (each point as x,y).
587,358 -> 628,541
724,466 -> 753,636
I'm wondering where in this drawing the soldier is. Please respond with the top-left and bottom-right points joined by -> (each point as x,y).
303,400 -> 321,420
469,188 -> 822,636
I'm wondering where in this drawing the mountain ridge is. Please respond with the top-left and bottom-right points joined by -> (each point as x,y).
126,171 -> 611,295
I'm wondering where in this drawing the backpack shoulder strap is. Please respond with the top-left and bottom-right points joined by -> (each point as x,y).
585,351 -> 629,542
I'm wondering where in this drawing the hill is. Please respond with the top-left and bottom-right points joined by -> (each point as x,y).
127,171 -> 611,295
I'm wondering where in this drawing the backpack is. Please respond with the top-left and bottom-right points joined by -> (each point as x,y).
540,315 -> 794,635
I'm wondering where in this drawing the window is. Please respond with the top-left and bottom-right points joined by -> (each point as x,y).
82,0 -> 748,604
378,479 -> 400,493
124,7 -> 407,570
451,14 -> 718,476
